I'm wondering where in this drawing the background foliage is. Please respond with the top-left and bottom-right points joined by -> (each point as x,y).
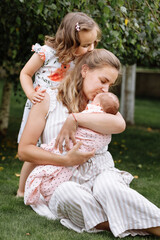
0,0 -> 159,133
1,0 -> 160,85
93,0 -> 160,66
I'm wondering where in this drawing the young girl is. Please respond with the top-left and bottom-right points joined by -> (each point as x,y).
17,11 -> 101,197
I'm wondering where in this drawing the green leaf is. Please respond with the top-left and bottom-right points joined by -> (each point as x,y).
16,16 -> 21,25
120,6 -> 127,14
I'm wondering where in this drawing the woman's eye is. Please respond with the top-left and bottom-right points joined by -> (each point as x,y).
101,80 -> 106,84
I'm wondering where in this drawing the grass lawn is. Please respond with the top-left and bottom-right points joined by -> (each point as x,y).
0,82 -> 160,240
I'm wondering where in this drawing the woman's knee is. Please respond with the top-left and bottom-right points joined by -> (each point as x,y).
93,171 -> 117,197
54,181 -> 79,203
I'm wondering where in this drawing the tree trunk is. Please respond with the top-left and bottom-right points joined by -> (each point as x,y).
0,79 -> 13,136
120,64 -> 136,125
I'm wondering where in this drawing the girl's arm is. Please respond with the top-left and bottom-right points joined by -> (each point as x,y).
55,112 -> 126,152
20,53 -> 45,104
18,94 -> 94,165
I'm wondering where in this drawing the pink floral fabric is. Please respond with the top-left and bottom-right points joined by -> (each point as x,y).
24,104 -> 111,205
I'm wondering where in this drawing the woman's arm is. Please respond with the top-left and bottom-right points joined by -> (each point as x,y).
20,53 -> 45,104
75,111 -> 126,134
55,111 -> 126,152
18,94 -> 94,165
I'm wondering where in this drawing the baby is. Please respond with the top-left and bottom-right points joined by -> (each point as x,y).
24,92 -> 119,205
92,92 -> 119,115
42,92 -> 119,153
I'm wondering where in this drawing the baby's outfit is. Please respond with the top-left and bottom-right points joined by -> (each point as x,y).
18,43 -> 71,143
24,104 -> 111,205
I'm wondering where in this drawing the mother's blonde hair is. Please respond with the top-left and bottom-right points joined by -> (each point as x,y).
57,49 -> 121,113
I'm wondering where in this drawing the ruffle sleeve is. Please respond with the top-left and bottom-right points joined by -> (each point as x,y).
32,43 -> 56,64
45,88 -> 58,118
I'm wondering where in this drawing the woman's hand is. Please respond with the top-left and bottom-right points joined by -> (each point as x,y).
64,142 -> 95,166
55,114 -> 77,153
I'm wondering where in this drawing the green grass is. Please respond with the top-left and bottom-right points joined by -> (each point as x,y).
135,98 -> 160,129
0,83 -> 160,240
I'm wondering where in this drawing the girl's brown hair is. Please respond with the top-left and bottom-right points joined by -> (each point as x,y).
57,49 -> 121,113
45,12 -> 101,64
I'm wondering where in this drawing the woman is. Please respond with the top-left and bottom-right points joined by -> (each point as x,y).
18,49 -> 160,237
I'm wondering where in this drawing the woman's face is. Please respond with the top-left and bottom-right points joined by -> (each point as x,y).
82,65 -> 118,101
75,27 -> 98,56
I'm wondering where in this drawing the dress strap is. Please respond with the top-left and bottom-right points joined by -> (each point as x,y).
45,88 -> 58,119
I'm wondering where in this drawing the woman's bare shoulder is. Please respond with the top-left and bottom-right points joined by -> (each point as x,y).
30,92 -> 50,118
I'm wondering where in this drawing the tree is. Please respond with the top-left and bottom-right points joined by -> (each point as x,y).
1,0 -> 159,135
87,0 -> 160,124
0,0 -> 46,135
0,0 -> 87,135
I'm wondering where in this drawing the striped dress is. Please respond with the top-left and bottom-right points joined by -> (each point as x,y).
31,88 -> 160,238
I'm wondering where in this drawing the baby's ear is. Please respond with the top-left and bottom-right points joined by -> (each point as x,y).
81,64 -> 89,78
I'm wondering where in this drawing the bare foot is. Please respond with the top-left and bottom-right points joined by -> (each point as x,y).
146,226 -> 160,237
16,189 -> 24,198
95,221 -> 110,231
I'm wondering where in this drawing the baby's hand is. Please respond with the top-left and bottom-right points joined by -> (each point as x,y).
28,90 -> 46,104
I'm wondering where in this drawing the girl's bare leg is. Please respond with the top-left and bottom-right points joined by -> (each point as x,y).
16,161 -> 36,197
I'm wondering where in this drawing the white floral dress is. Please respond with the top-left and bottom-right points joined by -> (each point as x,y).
18,43 -> 71,143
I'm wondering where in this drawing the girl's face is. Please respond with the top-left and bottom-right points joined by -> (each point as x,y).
75,27 -> 98,56
82,65 -> 118,101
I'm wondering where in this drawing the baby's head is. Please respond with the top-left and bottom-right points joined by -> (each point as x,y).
92,92 -> 119,115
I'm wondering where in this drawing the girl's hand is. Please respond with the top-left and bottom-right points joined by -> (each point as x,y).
28,90 -> 46,104
55,114 -> 77,153
64,142 -> 95,166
